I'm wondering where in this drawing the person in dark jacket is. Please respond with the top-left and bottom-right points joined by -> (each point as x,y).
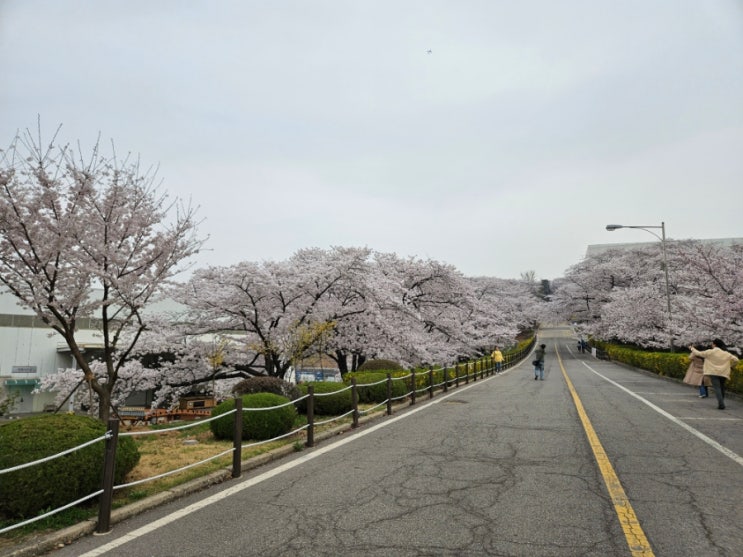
534,343 -> 546,380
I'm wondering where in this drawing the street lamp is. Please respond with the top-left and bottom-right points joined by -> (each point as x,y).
606,222 -> 673,350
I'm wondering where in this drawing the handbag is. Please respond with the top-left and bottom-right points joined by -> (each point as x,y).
532,360 -> 540,366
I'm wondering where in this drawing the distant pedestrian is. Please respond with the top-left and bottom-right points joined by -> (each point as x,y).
533,343 -> 546,380
491,347 -> 504,373
689,339 -> 739,410
683,347 -> 708,398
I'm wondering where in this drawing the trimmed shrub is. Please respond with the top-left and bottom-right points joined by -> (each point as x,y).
344,371 -> 409,404
296,382 -> 352,415
357,358 -> 404,372
589,339 -> 743,395
232,376 -> 300,400
0,414 -> 140,519
210,393 -> 297,441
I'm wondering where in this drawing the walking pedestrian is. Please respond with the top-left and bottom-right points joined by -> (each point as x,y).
533,343 -> 546,380
682,347 -> 708,398
689,339 -> 739,410
491,346 -> 504,373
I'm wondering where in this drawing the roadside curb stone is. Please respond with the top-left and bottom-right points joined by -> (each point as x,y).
1,407 -> 393,557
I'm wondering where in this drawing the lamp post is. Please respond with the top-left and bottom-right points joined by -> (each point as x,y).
606,222 -> 673,351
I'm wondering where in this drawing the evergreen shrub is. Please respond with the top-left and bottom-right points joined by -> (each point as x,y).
296,382 -> 352,415
232,376 -> 300,400
407,366 -> 444,391
589,339 -> 742,395
210,393 -> 297,441
0,414 -> 140,519
356,359 -> 404,372
344,371 -> 408,403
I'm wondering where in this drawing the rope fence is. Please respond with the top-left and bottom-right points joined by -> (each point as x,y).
0,339 -> 535,537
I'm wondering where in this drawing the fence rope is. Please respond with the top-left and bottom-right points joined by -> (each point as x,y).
240,425 -> 308,449
357,400 -> 388,415
0,349 -> 529,537
314,409 -> 355,426
120,409 -> 237,437
314,384 -> 353,396
357,377 -> 388,387
0,434 -> 108,475
114,448 -> 235,490
0,489 -> 104,535
243,399 -> 297,411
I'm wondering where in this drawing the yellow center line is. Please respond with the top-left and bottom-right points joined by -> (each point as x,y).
555,346 -> 655,557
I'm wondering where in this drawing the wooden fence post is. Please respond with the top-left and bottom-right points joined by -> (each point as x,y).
352,378 -> 359,428
386,373 -> 392,415
306,385 -> 315,447
232,397 -> 242,478
96,419 -> 118,534
428,367 -> 434,399
410,370 -> 416,405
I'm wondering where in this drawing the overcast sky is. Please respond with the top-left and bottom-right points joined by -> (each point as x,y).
1,1 -> 741,281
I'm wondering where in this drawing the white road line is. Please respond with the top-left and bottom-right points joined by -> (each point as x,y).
78,379 -> 489,556
582,361 -> 743,467
679,417 -> 740,421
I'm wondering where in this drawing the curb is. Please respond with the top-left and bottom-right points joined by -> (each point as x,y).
1,407 -> 397,557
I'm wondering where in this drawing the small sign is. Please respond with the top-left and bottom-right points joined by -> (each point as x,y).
12,366 -> 37,374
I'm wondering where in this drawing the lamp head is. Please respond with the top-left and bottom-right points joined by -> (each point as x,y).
606,224 -> 624,231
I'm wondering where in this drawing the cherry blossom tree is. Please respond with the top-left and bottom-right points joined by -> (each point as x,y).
362,253 -> 479,366
0,123 -> 203,421
172,249 -> 536,388
668,241 -> 743,347
177,247 -> 371,380
34,243 -> 547,408
551,240 -> 743,350
468,275 -> 535,345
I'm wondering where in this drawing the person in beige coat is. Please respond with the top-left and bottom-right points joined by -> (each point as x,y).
683,349 -> 709,398
689,339 -> 739,410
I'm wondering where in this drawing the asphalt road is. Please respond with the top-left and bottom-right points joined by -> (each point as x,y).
46,325 -> 743,556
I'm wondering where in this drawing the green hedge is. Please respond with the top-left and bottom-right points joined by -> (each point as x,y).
590,339 -> 742,394
0,414 -> 140,519
356,359 -> 404,372
343,371 -> 409,403
296,382 -> 352,415
210,393 -> 297,441
232,376 -> 300,400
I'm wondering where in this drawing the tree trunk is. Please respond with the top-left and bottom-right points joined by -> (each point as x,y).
335,350 -> 348,376
96,386 -> 112,422
352,353 -> 366,372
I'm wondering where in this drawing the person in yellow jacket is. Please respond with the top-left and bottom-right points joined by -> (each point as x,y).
491,347 -> 504,373
689,339 -> 739,410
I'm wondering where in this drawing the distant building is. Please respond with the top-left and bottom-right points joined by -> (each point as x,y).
585,237 -> 743,258
0,292 -> 97,413
0,289 -> 186,414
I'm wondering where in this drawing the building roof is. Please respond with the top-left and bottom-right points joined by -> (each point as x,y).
585,237 -> 743,257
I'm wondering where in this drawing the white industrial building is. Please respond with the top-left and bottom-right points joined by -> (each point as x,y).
0,289 -> 186,415
585,236 -> 743,257
0,291 -> 104,413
